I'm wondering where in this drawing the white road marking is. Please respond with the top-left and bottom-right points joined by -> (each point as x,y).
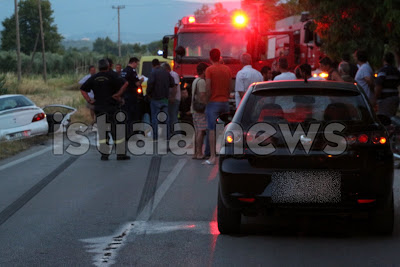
0,146 -> 52,171
81,158 -> 188,267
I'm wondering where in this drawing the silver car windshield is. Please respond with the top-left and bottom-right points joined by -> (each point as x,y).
0,96 -> 35,112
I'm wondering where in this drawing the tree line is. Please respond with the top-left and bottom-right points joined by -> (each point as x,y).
0,0 -> 165,75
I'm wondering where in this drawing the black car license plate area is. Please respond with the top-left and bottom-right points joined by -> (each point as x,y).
271,170 -> 341,204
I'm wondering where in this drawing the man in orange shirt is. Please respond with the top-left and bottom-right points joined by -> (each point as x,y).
203,48 -> 232,165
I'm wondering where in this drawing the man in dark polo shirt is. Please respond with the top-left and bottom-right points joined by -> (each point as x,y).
375,52 -> 400,117
147,58 -> 175,140
121,57 -> 144,136
80,59 -> 130,160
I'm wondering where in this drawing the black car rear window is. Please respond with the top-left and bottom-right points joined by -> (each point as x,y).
241,88 -> 371,127
0,95 -> 35,111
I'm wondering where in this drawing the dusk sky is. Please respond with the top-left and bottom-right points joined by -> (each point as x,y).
0,0 -> 242,44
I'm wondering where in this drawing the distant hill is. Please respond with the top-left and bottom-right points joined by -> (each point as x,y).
62,39 -> 93,50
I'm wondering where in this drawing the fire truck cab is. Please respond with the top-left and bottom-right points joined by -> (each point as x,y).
162,13 -> 252,90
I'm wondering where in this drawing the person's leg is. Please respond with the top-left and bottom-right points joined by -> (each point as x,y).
195,130 -> 205,158
204,129 -> 210,157
150,100 -> 160,140
205,103 -> 219,164
168,101 -> 179,134
161,102 -> 169,139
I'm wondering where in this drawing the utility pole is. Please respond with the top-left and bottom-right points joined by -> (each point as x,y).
112,5 -> 125,57
38,0 -> 47,82
14,0 -> 21,82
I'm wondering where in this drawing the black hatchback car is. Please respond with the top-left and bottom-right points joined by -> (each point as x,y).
218,81 -> 394,235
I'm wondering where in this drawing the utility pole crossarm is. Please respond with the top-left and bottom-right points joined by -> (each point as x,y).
112,5 -> 125,57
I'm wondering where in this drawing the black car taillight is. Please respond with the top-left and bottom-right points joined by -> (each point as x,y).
346,132 -> 387,145
32,112 -> 46,122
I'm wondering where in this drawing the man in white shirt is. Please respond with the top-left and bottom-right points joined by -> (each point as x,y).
235,53 -> 263,107
354,50 -> 375,101
273,58 -> 296,81
79,65 -> 96,126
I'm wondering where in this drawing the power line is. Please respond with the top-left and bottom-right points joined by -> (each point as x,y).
112,5 -> 125,57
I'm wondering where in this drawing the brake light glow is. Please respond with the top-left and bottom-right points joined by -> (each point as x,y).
226,134 -> 234,144
357,199 -> 376,204
32,112 -> 46,122
372,135 -> 386,145
358,134 -> 368,144
238,198 -> 255,203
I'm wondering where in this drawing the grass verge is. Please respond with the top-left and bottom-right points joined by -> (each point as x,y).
0,135 -> 50,160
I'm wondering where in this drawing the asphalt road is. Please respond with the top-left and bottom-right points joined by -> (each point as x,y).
0,137 -> 399,267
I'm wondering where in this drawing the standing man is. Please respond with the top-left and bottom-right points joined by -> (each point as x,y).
273,58 -> 296,81
79,65 -> 96,127
374,52 -> 400,117
235,53 -> 263,108
115,64 -> 122,76
319,57 -> 344,81
121,57 -> 144,135
203,48 -> 232,165
161,63 -> 180,135
299,63 -> 325,80
191,62 -> 208,160
261,66 -> 272,81
354,50 -> 375,101
80,59 -> 130,161
147,59 -> 175,140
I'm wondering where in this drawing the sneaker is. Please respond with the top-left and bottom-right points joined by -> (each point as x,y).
101,155 -> 109,161
117,155 -> 131,160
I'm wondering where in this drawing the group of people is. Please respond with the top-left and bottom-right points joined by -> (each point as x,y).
79,48 -> 400,161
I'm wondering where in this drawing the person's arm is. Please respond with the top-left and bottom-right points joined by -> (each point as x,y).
169,85 -> 177,103
206,78 -> 212,102
365,75 -> 375,92
80,90 -> 94,104
80,77 -> 95,103
112,81 -> 129,102
235,71 -> 245,99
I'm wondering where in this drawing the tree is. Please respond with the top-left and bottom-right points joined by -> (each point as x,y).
1,0 -> 63,54
306,0 -> 400,67
92,37 -> 118,55
194,3 -> 229,17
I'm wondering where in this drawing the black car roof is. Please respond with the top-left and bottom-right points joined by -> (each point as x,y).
252,80 -> 360,93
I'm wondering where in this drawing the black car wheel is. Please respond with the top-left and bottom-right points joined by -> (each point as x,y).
217,185 -> 241,235
370,192 -> 394,235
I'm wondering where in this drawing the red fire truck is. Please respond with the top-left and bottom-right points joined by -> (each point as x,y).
162,11 -> 324,98
262,12 -> 324,72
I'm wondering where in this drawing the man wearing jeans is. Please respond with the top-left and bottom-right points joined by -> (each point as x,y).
147,59 -> 175,140
203,48 -> 232,165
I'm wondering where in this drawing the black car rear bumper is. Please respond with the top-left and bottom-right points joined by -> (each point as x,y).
219,155 -> 393,215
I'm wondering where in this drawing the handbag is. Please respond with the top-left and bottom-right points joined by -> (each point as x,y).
192,79 -> 206,113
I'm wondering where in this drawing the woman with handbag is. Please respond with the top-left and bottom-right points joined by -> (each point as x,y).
191,62 -> 209,159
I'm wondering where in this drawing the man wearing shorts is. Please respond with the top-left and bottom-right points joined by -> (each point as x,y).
203,48 -> 232,165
